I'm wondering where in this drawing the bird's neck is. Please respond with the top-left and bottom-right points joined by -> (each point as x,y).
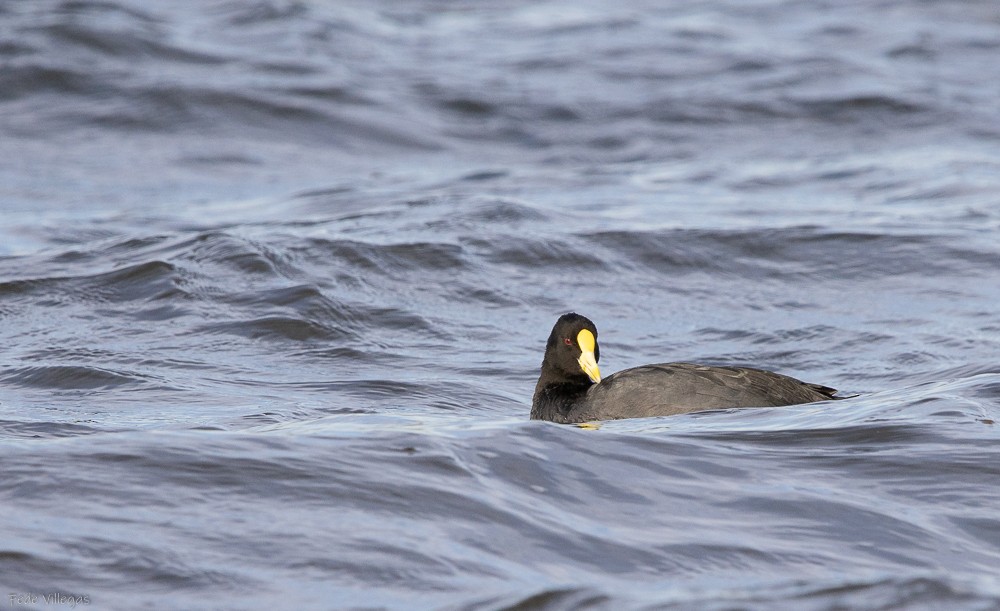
531,365 -> 593,422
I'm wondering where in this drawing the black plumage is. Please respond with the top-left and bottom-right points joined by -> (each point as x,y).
531,313 -> 839,423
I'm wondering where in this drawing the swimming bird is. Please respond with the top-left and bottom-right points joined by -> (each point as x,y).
531,313 -> 839,423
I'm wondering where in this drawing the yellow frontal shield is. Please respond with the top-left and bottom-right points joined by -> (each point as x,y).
576,329 -> 601,383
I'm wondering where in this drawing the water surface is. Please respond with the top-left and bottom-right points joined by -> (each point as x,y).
2,1 -> 1000,609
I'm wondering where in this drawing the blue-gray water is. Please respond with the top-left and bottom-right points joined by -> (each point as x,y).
2,1 -> 1000,609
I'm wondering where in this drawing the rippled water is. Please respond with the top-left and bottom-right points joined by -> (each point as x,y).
3,1 -> 1000,609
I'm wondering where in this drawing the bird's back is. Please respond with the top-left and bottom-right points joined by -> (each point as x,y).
571,362 -> 837,421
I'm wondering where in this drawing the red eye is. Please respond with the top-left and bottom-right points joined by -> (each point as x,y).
563,338 -> 573,346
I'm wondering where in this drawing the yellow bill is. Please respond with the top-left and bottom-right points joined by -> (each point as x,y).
576,329 -> 601,383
